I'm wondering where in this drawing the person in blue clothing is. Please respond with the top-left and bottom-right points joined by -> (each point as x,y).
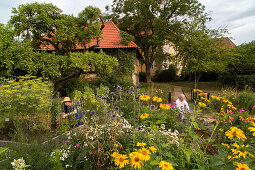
62,97 -> 83,126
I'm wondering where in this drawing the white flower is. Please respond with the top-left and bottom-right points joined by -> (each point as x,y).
68,136 -> 71,139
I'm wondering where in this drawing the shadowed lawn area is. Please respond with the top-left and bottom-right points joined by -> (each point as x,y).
171,81 -> 223,91
140,82 -> 174,103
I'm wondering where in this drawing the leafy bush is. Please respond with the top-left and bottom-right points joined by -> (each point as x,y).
152,65 -> 177,82
220,74 -> 255,91
93,73 -> 134,91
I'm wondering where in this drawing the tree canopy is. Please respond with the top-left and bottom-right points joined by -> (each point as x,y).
9,2 -> 102,54
106,0 -> 208,82
1,3 -> 120,93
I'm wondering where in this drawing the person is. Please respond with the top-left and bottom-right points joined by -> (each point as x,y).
176,94 -> 190,120
62,97 -> 83,126
62,97 -> 76,119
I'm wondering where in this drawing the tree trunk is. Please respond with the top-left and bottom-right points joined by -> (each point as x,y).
194,72 -> 202,89
53,69 -> 83,92
145,59 -> 152,83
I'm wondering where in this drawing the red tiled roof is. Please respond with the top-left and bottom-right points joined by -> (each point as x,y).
40,21 -> 139,50
218,37 -> 236,48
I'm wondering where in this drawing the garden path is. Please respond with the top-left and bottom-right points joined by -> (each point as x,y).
172,85 -> 216,124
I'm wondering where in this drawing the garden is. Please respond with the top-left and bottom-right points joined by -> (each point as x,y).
0,75 -> 255,170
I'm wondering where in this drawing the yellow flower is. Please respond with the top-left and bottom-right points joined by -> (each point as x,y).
111,152 -> 119,158
159,161 -> 173,170
198,102 -> 206,107
160,103 -> 171,110
140,113 -> 149,119
137,142 -> 147,147
231,143 -> 249,159
248,123 -> 255,136
225,127 -> 247,141
114,154 -> 129,168
153,96 -> 163,102
129,152 -> 140,158
138,148 -> 151,161
221,143 -> 229,149
149,146 -> 157,153
140,94 -> 151,101
233,162 -> 251,170
130,152 -> 144,169
219,128 -> 224,132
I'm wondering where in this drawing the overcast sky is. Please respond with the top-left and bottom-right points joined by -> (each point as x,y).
0,0 -> 255,45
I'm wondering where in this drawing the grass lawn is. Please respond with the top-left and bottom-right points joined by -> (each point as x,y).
171,81 -> 223,91
140,82 -> 174,103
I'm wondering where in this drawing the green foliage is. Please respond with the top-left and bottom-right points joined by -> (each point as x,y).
107,0 -> 208,82
152,64 -> 177,82
9,2 -> 102,53
0,76 -> 53,141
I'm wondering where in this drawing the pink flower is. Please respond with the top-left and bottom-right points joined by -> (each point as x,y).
65,140 -> 70,144
173,102 -> 177,106
126,133 -> 129,135
74,144 -> 79,148
253,106 -> 255,109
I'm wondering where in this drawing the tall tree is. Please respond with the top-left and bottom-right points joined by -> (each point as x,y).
9,2 -> 102,54
106,0 -> 207,82
176,19 -> 232,89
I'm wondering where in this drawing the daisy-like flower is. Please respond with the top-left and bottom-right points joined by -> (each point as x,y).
140,94 -> 151,101
198,102 -> 206,107
231,143 -> 249,159
140,113 -> 149,119
114,154 -> 129,169
160,103 -> 171,110
225,127 -> 247,141
129,152 -> 140,158
111,152 -> 119,158
138,148 -> 151,161
159,160 -> 173,170
153,96 -> 163,102
248,122 -> 255,136
130,152 -> 144,169
233,162 -> 251,170
149,146 -> 157,153
136,142 -> 147,147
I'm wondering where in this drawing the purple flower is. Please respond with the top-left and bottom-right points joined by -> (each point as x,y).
102,96 -> 107,100
136,86 -> 140,89
105,92 -> 108,95
76,101 -> 80,106
82,111 -> 86,115
81,98 -> 84,101
74,144 -> 79,148
114,106 -> 119,112
110,92 -> 115,96
150,105 -> 156,110
130,86 -> 135,92
126,90 -> 129,94
112,114 -> 116,119
116,86 -> 122,91
137,94 -> 141,98
97,96 -> 101,98
98,114 -> 101,117
91,110 -> 96,116
138,127 -> 142,131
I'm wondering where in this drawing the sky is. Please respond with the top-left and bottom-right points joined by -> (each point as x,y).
0,0 -> 255,45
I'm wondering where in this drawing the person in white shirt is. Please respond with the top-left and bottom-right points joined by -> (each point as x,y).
176,94 -> 190,120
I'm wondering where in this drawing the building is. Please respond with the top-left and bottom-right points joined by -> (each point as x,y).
40,21 -> 143,85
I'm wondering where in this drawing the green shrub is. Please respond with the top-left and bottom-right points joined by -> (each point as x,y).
235,92 -> 255,114
152,64 -> 177,82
